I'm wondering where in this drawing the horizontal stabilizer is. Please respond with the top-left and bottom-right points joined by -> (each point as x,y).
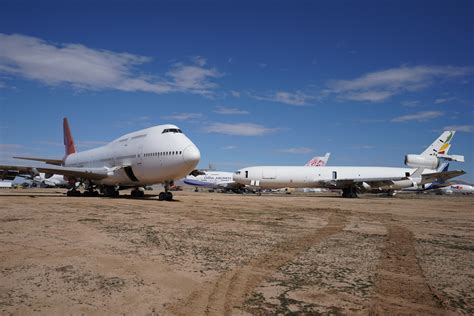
420,170 -> 465,185
13,156 -> 63,166
438,154 -> 465,162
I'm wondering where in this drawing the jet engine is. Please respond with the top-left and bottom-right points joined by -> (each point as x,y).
404,154 -> 439,169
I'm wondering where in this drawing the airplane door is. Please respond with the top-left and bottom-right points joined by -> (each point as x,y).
137,146 -> 143,165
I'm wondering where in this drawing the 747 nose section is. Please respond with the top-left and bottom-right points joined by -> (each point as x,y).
183,144 -> 201,168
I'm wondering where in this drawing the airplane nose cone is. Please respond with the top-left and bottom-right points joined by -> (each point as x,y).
183,144 -> 201,166
233,169 -> 243,182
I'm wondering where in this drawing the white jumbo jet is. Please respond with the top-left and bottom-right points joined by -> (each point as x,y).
0,118 -> 201,201
233,131 -> 465,198
184,153 -> 331,192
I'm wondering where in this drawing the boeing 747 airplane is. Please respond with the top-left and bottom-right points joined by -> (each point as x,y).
0,118 -> 200,201
233,131 -> 465,198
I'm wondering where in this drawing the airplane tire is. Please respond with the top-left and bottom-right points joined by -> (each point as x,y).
158,192 -> 166,201
165,192 -> 173,201
67,190 -> 81,197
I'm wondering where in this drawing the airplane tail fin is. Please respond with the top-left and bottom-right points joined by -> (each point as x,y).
63,118 -> 76,157
420,131 -> 455,157
305,153 -> 331,166
437,162 -> 449,173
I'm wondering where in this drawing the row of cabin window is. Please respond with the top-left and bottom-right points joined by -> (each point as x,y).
144,151 -> 182,158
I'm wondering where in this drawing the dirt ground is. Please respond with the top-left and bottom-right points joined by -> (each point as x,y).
0,189 -> 473,315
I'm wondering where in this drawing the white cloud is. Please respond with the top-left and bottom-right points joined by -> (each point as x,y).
161,112 -> 203,121
434,97 -> 456,104
277,147 -> 313,154
230,90 -> 241,98
391,111 -> 443,122
0,33 -> 222,96
443,125 -> 473,132
166,63 -> 222,95
251,91 -> 313,106
401,100 -> 420,107
205,122 -> 279,136
328,65 -> 473,102
214,106 -> 249,115
191,56 -> 207,67
345,91 -> 394,102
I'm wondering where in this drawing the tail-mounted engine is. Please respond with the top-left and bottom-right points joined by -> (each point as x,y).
404,154 -> 440,169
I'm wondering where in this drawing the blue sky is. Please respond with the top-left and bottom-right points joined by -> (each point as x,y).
1,0 -> 473,181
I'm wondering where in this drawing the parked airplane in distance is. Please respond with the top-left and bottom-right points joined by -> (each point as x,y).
184,153 -> 331,192
32,173 -> 68,188
0,118 -> 200,201
0,181 -> 12,189
233,131 -> 465,198
438,184 -> 474,195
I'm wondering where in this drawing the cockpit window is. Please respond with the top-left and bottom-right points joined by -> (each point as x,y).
162,128 -> 183,134
234,171 -> 241,175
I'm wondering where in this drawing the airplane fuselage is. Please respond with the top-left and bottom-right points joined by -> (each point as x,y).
184,171 -> 235,189
441,184 -> 474,194
64,124 -> 200,186
233,166 -> 425,190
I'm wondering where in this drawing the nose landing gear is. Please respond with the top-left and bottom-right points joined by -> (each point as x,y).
158,181 -> 173,201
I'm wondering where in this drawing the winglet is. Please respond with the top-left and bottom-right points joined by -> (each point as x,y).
63,118 -> 76,157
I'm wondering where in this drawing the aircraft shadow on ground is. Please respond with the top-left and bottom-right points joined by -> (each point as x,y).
0,193 -> 181,202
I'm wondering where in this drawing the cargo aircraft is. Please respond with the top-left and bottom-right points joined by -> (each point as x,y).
0,118 -> 200,201
184,153 -> 331,192
233,131 -> 465,198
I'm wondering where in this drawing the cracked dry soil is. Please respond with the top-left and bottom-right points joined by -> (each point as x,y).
0,189 -> 473,315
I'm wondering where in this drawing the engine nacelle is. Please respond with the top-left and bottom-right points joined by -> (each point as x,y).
404,154 -> 439,169
390,179 -> 417,190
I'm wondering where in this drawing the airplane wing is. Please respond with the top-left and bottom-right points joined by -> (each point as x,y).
315,171 -> 465,190
0,164 -> 110,181
420,170 -> 465,184
12,156 -> 63,166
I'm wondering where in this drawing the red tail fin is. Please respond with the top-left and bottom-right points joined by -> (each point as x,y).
63,117 -> 76,157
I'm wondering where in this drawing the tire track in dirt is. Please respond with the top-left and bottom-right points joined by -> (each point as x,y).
170,211 -> 348,316
369,223 -> 446,315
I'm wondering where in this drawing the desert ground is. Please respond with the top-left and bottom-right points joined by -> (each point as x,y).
0,189 -> 473,315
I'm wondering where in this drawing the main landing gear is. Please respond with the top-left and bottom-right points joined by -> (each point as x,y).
66,180 -> 100,197
342,187 -> 358,198
66,189 -> 82,197
131,188 -> 145,198
101,186 -> 120,198
158,181 -> 173,201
